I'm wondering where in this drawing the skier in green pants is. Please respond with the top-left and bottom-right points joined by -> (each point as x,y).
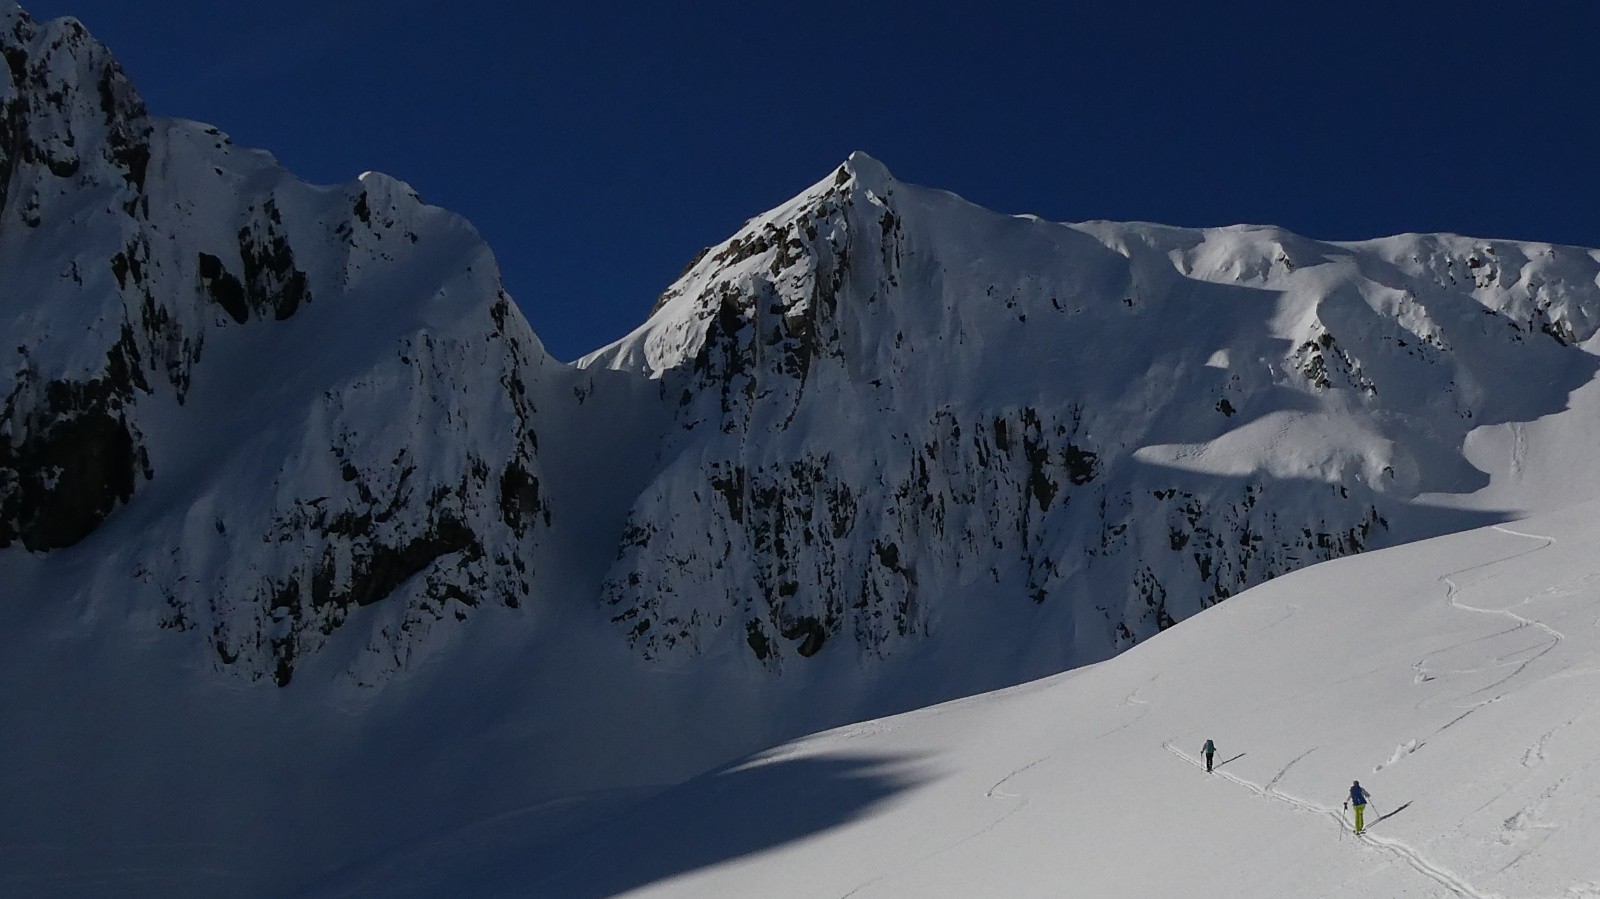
1345,781 -> 1371,833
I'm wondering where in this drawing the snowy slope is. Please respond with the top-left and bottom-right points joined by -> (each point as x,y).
7,3 -> 1600,895
324,502 -> 1600,898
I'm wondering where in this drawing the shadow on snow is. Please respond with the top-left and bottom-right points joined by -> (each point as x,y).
301,750 -> 929,899
1375,800 -> 1413,825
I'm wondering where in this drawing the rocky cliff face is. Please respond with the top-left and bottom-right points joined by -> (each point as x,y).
0,4 -> 557,686
0,8 -> 161,552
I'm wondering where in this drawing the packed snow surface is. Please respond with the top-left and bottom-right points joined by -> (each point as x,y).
317,503 -> 1600,897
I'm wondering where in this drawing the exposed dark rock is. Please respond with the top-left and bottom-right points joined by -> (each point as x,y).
0,376 -> 146,551
197,251 -> 248,323
498,461 -> 543,531
746,619 -> 772,660
780,615 -> 827,657
710,464 -> 745,524
237,200 -> 311,321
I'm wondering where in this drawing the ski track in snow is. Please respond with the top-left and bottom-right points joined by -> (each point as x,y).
1245,601 -> 1301,637
1158,525 -> 1573,899
1162,743 -> 1489,898
1121,673 -> 1158,706
839,698 -> 1158,897
1423,526 -> 1565,746
836,755 -> 1054,899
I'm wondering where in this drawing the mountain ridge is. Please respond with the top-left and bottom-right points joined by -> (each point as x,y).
578,146 -> 1600,674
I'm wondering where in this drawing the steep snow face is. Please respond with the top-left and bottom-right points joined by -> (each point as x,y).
582,151 -> 1600,672
0,3 -> 560,685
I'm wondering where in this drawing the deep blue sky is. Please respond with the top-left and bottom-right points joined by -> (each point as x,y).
23,1 -> 1600,360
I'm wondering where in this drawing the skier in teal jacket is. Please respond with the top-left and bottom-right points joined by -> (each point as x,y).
1201,739 -> 1216,772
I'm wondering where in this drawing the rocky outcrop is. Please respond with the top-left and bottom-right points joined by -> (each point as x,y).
1,4 -> 555,686
0,8 -> 162,549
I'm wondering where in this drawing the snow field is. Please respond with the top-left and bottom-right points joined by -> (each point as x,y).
380,504 -> 1600,898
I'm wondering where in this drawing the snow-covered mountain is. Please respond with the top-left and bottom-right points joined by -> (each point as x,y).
581,150 -> 1600,676
0,2 -> 575,691
6,3 -> 1600,894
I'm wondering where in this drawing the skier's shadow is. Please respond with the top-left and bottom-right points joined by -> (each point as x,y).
1214,753 -> 1246,769
1376,801 -> 1413,823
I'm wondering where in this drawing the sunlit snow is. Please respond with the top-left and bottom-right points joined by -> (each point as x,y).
325,507 -> 1600,897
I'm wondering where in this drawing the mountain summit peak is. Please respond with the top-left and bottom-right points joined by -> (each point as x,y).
841,150 -> 894,193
